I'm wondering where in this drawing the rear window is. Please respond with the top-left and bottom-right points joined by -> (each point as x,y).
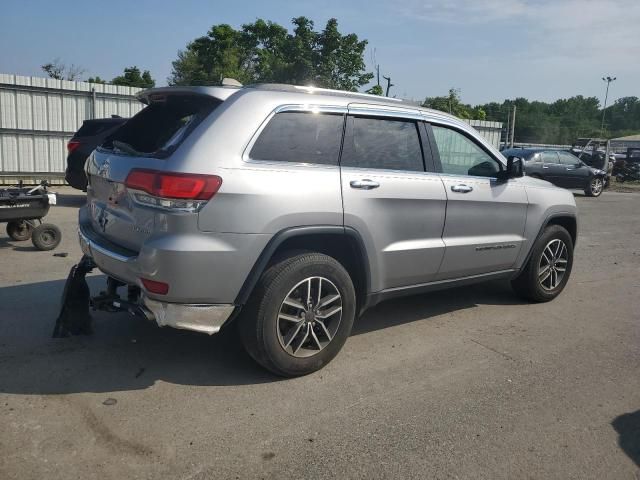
101,95 -> 220,157
249,112 -> 344,165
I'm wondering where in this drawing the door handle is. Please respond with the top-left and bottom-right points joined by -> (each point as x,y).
542,166 -> 550,169
451,184 -> 473,193
566,167 -> 575,171
350,179 -> 380,190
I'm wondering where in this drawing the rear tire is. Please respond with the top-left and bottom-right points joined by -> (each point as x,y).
511,225 -> 573,302
239,252 -> 356,377
6,221 -> 33,241
585,177 -> 604,197
31,223 -> 61,251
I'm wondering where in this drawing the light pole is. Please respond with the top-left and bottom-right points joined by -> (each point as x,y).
600,76 -> 616,136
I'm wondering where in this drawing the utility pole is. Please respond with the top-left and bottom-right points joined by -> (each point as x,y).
510,104 -> 517,148
383,75 -> 394,97
600,76 -> 616,137
504,106 -> 511,148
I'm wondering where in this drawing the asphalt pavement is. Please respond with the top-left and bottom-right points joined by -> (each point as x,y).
1,187 -> 638,479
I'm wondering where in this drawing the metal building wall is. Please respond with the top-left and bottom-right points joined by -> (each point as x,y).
466,120 -> 503,149
0,73 -> 144,184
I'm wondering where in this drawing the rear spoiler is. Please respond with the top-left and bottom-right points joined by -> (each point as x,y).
136,86 -> 241,105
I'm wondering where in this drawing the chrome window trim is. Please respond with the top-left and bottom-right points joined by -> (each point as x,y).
241,104 -> 347,167
347,103 -> 423,121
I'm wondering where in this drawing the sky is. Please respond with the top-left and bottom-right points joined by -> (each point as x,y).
1,0 -> 638,107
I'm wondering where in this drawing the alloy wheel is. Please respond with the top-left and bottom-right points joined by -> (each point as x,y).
591,178 -> 603,195
538,239 -> 568,291
276,276 -> 343,358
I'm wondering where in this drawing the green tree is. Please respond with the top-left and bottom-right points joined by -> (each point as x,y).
112,66 -> 155,88
169,17 -> 373,91
365,84 -> 383,95
41,58 -> 86,80
87,76 -> 107,84
423,88 -> 485,120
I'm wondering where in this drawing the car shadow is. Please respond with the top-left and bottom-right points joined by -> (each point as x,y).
352,280 -> 521,336
0,276 -> 526,395
612,410 -> 640,468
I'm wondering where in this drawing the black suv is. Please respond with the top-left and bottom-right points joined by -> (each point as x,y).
502,148 -> 607,197
65,118 -> 127,190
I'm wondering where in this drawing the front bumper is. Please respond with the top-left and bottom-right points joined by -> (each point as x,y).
78,226 -> 236,335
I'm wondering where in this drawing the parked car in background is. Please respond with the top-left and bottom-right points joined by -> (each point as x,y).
77,84 -> 578,377
613,148 -> 640,182
502,148 -> 607,197
65,117 -> 127,190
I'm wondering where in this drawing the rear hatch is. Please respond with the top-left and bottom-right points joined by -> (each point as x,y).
85,89 -> 226,252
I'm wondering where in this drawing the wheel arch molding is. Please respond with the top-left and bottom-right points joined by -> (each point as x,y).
234,225 -> 372,313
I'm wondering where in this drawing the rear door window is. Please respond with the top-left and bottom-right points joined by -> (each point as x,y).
541,151 -> 560,164
341,117 -> 424,172
102,95 -> 220,158
249,112 -> 344,165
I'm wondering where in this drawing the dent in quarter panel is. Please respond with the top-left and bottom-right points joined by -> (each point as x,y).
198,164 -> 343,233
137,232 -> 272,304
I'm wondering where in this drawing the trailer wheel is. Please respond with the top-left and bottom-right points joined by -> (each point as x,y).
32,223 -> 61,251
6,221 -> 33,241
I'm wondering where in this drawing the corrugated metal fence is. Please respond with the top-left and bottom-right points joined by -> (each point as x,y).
0,73 -> 143,184
467,120 -> 503,149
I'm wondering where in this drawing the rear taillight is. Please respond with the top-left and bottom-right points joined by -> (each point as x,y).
125,169 -> 222,212
140,278 -> 169,295
67,140 -> 81,153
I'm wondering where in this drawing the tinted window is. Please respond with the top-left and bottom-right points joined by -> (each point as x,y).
541,151 -> 560,164
341,117 -> 424,171
558,152 -> 580,166
250,112 -> 344,165
431,125 -> 500,177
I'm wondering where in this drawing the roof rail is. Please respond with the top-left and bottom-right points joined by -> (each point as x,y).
293,85 -> 402,102
249,83 -> 402,102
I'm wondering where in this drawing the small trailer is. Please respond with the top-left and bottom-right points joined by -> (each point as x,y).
0,181 -> 61,251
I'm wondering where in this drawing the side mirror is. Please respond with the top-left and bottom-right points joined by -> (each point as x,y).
498,156 -> 524,181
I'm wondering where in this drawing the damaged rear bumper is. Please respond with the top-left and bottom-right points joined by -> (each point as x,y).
78,225 -> 236,335
142,297 -> 235,335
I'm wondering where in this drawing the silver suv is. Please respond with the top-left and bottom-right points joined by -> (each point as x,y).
79,84 -> 578,376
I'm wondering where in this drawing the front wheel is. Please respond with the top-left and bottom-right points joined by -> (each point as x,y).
511,225 -> 574,302
31,223 -> 61,251
239,252 -> 356,377
585,177 -> 604,197
6,221 -> 33,241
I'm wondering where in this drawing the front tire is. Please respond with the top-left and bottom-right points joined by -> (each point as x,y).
585,176 -> 604,197
511,225 -> 573,302
239,252 -> 356,377
31,223 -> 61,251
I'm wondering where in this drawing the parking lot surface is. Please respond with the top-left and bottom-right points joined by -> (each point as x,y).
1,187 -> 639,479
